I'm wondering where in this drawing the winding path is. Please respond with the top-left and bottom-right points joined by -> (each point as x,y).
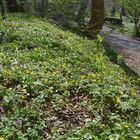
102,26 -> 140,76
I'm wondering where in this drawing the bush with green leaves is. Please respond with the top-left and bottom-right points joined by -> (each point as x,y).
0,14 -> 140,140
121,0 -> 140,37
48,0 -> 80,22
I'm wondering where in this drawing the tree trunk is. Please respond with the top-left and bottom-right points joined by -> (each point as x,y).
111,5 -> 116,17
135,23 -> 140,38
133,17 -> 140,38
41,0 -> 45,17
41,0 -> 49,17
88,0 -> 104,33
121,6 -> 126,16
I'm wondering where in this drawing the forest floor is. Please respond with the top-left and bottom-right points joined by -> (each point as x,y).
102,26 -> 140,76
0,16 -> 140,139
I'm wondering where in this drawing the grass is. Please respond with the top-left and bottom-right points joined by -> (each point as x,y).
0,14 -> 140,140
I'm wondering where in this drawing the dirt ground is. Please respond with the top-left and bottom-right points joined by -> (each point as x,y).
102,26 -> 140,76
111,46 -> 140,76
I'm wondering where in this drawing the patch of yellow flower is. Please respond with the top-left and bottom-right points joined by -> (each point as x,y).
55,80 -> 59,83
52,71 -> 59,76
97,34 -> 103,43
26,70 -> 32,75
92,74 -> 97,78
61,64 -> 66,68
0,137 -> 5,140
124,125 -> 130,128
88,73 -> 97,78
21,95 -> 26,99
3,69 -> 11,76
116,96 -> 121,104
47,87 -> 53,93
131,88 -> 139,96
118,91 -> 124,95
15,66 -> 20,70
80,75 -> 86,79
131,136 -> 139,139
44,79 -> 48,83
20,89 -> 27,93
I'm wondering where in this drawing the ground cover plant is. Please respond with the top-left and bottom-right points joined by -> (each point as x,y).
0,15 -> 140,140
106,18 -> 135,38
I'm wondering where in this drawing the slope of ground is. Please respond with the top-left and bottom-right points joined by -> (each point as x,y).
0,15 -> 140,140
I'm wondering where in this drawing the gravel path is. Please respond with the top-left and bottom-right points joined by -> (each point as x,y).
102,26 -> 140,76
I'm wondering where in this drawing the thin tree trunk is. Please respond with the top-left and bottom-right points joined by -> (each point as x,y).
41,0 -> 45,17
111,5 -> 116,17
135,23 -> 140,38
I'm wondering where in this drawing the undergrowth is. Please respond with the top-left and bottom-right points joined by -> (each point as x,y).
0,15 -> 140,140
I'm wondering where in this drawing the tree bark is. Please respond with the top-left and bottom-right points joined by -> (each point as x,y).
88,0 -> 104,32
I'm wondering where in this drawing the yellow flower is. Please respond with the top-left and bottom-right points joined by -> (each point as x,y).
89,73 -> 97,78
20,89 -> 27,93
26,70 -> 32,75
137,90 -> 139,94
15,66 -> 20,70
131,88 -> 137,96
21,95 -> 26,99
3,69 -> 11,75
53,71 -> 59,76
132,136 -> 139,139
119,91 -> 124,95
80,75 -> 86,79
55,80 -> 59,83
97,34 -> 103,43
47,87 -> 53,93
117,79 -> 121,83
71,80 -> 76,84
124,125 -> 130,128
116,97 -> 121,104
0,137 -> 5,140
44,79 -> 48,83
92,74 -> 96,78
61,64 -> 66,68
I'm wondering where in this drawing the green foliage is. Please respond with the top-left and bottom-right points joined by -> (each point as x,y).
48,0 -> 80,22
121,0 -> 140,12
0,15 -> 140,139
121,0 -> 140,37
108,24 -> 134,37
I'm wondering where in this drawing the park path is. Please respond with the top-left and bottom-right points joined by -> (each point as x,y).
102,26 -> 140,76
